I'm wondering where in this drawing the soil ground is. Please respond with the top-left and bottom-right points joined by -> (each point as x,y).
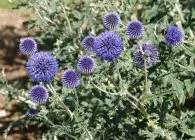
0,8 -> 38,140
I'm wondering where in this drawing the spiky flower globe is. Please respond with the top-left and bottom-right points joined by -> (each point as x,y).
61,69 -> 80,88
103,12 -> 121,30
29,85 -> 49,104
77,56 -> 96,74
82,36 -> 95,51
126,20 -> 144,39
93,31 -> 123,61
27,108 -> 37,117
26,52 -> 58,83
165,25 -> 184,46
19,38 -> 37,55
133,42 -> 158,68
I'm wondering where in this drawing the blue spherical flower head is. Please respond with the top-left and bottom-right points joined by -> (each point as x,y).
133,42 -> 158,68
61,69 -> 80,88
93,31 -> 123,61
103,12 -> 121,30
127,20 -> 144,39
27,108 -> 37,117
26,52 -> 58,83
19,37 -> 37,55
77,56 -> 96,74
82,36 -> 95,51
29,85 -> 49,104
165,25 -> 184,46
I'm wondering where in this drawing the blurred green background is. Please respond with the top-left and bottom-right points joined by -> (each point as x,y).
0,0 -> 20,9
0,0 -> 74,9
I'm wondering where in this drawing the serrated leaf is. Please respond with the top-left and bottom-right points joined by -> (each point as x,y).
171,78 -> 185,104
179,128 -> 195,137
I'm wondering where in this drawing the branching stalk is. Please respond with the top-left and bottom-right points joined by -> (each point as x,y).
46,84 -> 73,120
44,116 -> 76,139
175,0 -> 194,38
44,0 -> 52,13
90,78 -> 146,116
46,84 -> 93,140
175,3 -> 185,23
61,4 -> 72,33
74,116 -> 93,140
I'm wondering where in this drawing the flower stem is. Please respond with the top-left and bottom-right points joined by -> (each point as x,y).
46,84 -> 73,120
44,0 -> 52,13
144,58 -> 148,95
74,116 -> 93,140
44,116 -> 55,125
44,116 -> 76,139
175,2 -> 185,23
46,84 -> 93,139
90,77 -> 147,116
61,4 -> 72,33
175,0 -> 194,38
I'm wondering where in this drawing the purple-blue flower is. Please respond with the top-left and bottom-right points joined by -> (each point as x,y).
82,36 -> 95,51
29,85 -> 49,104
77,56 -> 96,74
93,31 -> 123,61
126,20 -> 144,39
103,12 -> 121,30
27,108 -> 37,117
133,42 -> 158,67
26,52 -> 58,83
19,37 -> 37,55
61,69 -> 80,88
165,25 -> 184,46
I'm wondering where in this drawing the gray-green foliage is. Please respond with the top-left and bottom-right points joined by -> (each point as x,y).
1,0 -> 195,139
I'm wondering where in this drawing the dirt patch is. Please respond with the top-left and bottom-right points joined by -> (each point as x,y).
0,8 -> 40,139
0,8 -> 37,81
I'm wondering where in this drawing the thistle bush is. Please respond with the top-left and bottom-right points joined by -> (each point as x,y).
1,0 -> 195,139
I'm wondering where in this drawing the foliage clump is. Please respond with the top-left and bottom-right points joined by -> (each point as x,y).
1,0 -> 195,139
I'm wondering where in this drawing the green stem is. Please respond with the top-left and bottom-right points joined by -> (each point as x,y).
74,116 -> 93,140
46,84 -> 73,120
44,116 -> 76,139
144,58 -> 148,95
91,81 -> 118,96
44,0 -> 52,13
154,18 -> 163,39
175,3 -> 185,23
73,89 -> 79,107
46,84 -> 92,139
90,78 -> 146,116
28,2 -> 48,25
90,77 -> 139,102
175,0 -> 194,38
61,4 -> 72,33
44,116 -> 55,125
128,98 -> 147,117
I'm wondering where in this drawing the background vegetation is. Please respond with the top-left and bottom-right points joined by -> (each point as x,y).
0,0 -> 195,139
0,0 -> 20,9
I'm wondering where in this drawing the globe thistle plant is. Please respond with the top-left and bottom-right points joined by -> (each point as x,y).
29,85 -> 49,104
165,25 -> 184,46
82,36 -> 95,51
61,69 -> 80,88
19,37 -> 37,55
103,12 -> 121,30
133,42 -> 158,68
27,108 -> 37,117
126,20 -> 144,39
93,31 -> 123,61
26,52 -> 58,83
77,56 -> 96,74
